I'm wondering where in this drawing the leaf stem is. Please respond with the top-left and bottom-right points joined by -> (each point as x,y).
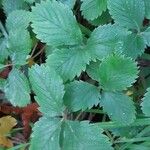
114,136 -> 150,144
97,118 -> 150,129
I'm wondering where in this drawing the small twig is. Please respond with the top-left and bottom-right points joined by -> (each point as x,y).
75,112 -> 83,120
31,45 -> 46,59
30,42 -> 39,57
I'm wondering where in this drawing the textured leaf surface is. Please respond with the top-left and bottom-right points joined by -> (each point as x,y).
0,78 -> 6,90
31,1 -> 82,46
62,121 -> 113,150
98,54 -> 138,91
86,60 -> 101,81
8,29 -> 31,65
30,117 -> 61,150
58,0 -> 76,9
4,68 -> 30,107
64,81 -> 100,111
142,27 -> 150,47
89,10 -> 112,26
108,0 -> 145,30
86,24 -> 126,60
46,47 -> 90,81
122,33 -> 145,59
2,0 -> 28,15
29,65 -> 65,116
0,37 -> 9,63
81,0 -> 107,20
144,0 -> 150,19
6,10 -> 31,31
141,88 -> 150,116
100,92 -> 136,124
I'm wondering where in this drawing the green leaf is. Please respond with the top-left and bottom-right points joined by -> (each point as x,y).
2,0 -> 28,15
89,10 -> 112,26
81,0 -> 107,20
30,117 -> 62,150
122,33 -> 145,59
62,120 -> 113,150
144,0 -> 150,19
0,78 -> 6,90
86,24 -> 126,60
4,68 -> 30,107
142,27 -> 150,47
31,1 -> 82,46
24,0 -> 35,4
8,29 -> 32,65
0,37 -> 9,63
6,10 -> 31,31
46,47 -> 90,81
86,60 -> 101,81
100,91 -> 136,124
58,0 -> 76,9
141,88 -> 150,117
29,64 -> 65,117
108,0 -> 145,30
98,54 -> 138,91
64,81 -> 100,111
0,64 -> 5,70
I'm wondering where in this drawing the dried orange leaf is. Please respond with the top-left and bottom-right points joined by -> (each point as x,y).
0,136 -> 13,148
0,116 -> 17,136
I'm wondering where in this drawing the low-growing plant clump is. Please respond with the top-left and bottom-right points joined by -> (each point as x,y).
0,0 -> 150,149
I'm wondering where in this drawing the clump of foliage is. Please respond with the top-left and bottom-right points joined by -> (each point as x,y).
0,0 -> 150,149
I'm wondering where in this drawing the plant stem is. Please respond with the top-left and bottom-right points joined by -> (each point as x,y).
31,45 -> 46,59
97,118 -> 150,129
114,137 -> 150,144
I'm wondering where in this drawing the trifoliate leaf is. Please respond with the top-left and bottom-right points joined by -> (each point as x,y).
2,0 -> 28,15
8,29 -> 32,65
62,120 -> 113,150
98,54 -> 138,91
141,88 -> 150,117
46,47 -> 90,81
100,91 -> 136,125
142,27 -> 150,47
108,0 -> 145,30
31,1 -> 82,46
4,68 -> 31,107
81,0 -> 107,20
30,117 -> 62,150
144,0 -> 150,19
86,24 -> 126,61
122,33 -> 145,59
29,64 -> 65,117
6,10 -> 31,31
64,81 -> 100,111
